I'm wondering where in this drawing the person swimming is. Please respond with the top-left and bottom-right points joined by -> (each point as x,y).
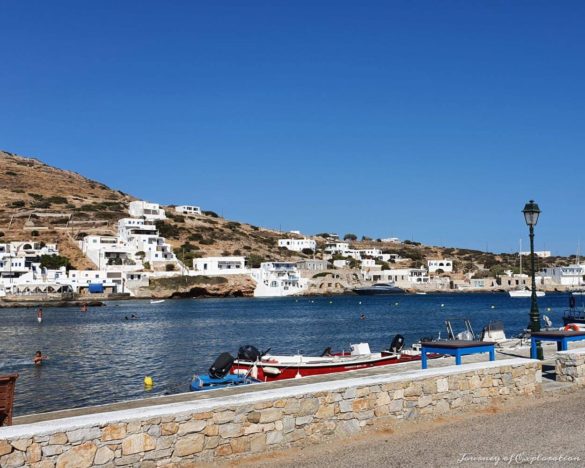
360,313 -> 366,320
33,350 -> 48,365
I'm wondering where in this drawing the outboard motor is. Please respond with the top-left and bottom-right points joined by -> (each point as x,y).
209,352 -> 235,379
321,346 -> 332,357
237,345 -> 261,362
389,334 -> 405,353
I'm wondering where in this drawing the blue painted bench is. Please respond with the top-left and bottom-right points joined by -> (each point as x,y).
421,340 -> 496,369
530,331 -> 585,359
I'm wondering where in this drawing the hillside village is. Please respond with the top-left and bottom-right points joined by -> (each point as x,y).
1,150 -> 583,304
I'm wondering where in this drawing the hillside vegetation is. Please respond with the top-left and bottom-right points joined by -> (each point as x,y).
0,150 -> 575,275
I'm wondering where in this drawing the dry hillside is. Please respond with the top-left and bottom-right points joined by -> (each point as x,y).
0,150 -> 574,275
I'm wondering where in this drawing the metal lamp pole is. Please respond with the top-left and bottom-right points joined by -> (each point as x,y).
523,200 -> 542,359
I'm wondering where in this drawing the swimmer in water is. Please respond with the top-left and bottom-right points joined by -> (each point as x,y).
33,350 -> 48,365
360,313 -> 366,320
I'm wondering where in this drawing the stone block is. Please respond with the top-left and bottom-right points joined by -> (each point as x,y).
250,433 -> 266,452
388,399 -> 403,413
342,387 -> 357,399
174,434 -> 205,457
26,443 -> 42,464
283,399 -> 301,414
219,423 -> 243,438
352,398 -> 369,413
339,399 -> 353,413
42,445 -> 64,457
56,442 -> 97,468
418,395 -> 433,408
94,446 -> 115,465
193,411 -> 213,420
404,384 -> 421,397
296,415 -> 313,426
266,430 -> 283,445
0,450 -> 25,467
258,408 -> 282,423
161,422 -> 179,435
126,421 -> 141,433
101,423 -> 127,442
230,437 -> 251,454
156,435 -> 175,451
178,420 -> 206,435
121,433 -> 156,455
283,416 -> 295,433
66,427 -> 101,444
436,378 -> 449,393
204,436 -> 220,450
393,389 -> 404,399
315,404 -> 335,419
0,440 -> 12,456
356,387 -> 370,397
113,454 -> 142,466
213,410 -> 235,424
244,423 -> 262,435
334,419 -> 360,437
10,439 -> 31,452
299,398 -> 320,416
215,444 -> 233,456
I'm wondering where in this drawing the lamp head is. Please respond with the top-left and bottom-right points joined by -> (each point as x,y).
522,200 -> 541,227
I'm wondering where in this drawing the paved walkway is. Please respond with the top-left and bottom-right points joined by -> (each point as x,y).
233,388 -> 585,467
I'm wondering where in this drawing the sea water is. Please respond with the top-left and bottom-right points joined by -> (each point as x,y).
0,293 -> 573,415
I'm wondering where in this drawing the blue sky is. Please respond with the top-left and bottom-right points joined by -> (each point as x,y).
1,1 -> 584,255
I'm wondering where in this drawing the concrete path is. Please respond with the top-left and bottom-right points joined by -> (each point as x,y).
232,389 -> 585,467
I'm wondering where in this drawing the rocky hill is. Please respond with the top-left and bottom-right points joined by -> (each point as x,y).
0,149 -> 575,276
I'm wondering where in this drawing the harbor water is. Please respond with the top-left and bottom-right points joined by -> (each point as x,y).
0,293 -> 574,416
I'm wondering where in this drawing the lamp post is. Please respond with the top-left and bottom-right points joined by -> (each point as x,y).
522,200 -> 542,359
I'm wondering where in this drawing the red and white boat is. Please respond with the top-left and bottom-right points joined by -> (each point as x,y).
230,337 -> 437,382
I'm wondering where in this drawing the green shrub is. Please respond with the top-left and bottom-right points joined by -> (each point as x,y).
301,248 -> 315,255
46,196 -> 68,204
155,220 -> 181,239
188,233 -> 204,242
165,264 -> 176,271
31,230 -> 39,237
6,171 -> 17,176
343,233 -> 357,241
40,254 -> 70,270
9,200 -> 25,208
247,254 -> 266,268
203,210 -> 219,218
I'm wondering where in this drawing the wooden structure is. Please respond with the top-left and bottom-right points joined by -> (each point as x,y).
0,373 -> 18,426
421,341 -> 496,369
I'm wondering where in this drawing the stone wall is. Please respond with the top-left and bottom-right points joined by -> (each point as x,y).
556,349 -> 585,384
0,359 -> 541,467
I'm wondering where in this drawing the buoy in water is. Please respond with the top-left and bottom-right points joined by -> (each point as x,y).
547,307 -> 551,312
329,301 -> 333,304
491,305 -> 495,309
144,376 -> 153,388
358,301 -> 362,305
395,302 -> 399,306
441,304 -> 445,307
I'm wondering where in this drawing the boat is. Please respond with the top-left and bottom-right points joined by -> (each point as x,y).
508,241 -> 545,298
230,337 -> 436,382
150,299 -> 165,304
509,288 -> 545,298
190,352 -> 259,391
353,282 -> 404,295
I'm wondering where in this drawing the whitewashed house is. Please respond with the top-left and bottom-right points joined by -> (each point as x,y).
117,218 -> 176,266
540,265 -> 585,287
175,205 -> 202,216
428,259 -> 453,274
192,257 -> 248,275
324,242 -> 350,254
278,238 -> 317,252
128,201 -> 166,221
251,262 -> 308,297
520,251 -> 552,258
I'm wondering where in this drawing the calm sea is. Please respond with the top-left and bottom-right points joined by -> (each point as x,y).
0,292 -> 574,416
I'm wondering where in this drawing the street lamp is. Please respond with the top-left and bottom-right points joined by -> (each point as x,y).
522,200 -> 542,359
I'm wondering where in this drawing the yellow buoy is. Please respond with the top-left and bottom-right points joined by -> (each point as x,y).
144,376 -> 153,387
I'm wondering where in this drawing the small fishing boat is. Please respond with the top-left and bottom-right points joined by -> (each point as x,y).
150,299 -> 165,304
231,337 -> 436,382
190,352 -> 260,391
509,288 -> 545,298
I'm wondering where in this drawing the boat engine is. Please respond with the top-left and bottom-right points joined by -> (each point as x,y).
209,352 -> 235,379
389,334 -> 405,353
237,345 -> 261,362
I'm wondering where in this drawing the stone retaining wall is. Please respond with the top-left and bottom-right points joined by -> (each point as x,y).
556,349 -> 585,384
0,359 -> 541,467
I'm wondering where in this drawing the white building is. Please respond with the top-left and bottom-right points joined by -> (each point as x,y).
540,265 -> 585,287
324,242 -> 350,254
251,262 -> 308,297
428,259 -> 453,274
117,218 -> 176,265
128,200 -> 166,221
358,248 -> 382,258
363,268 -> 430,286
381,238 -> 401,243
278,238 -> 317,252
520,251 -> 552,258
192,257 -> 248,275
175,205 -> 202,216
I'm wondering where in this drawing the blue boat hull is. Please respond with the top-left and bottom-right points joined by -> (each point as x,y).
190,374 -> 259,391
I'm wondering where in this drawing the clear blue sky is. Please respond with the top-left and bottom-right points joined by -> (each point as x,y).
1,1 -> 584,255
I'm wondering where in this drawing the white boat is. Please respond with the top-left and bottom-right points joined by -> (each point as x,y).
509,289 -> 545,298
509,240 -> 545,297
150,299 -> 165,304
